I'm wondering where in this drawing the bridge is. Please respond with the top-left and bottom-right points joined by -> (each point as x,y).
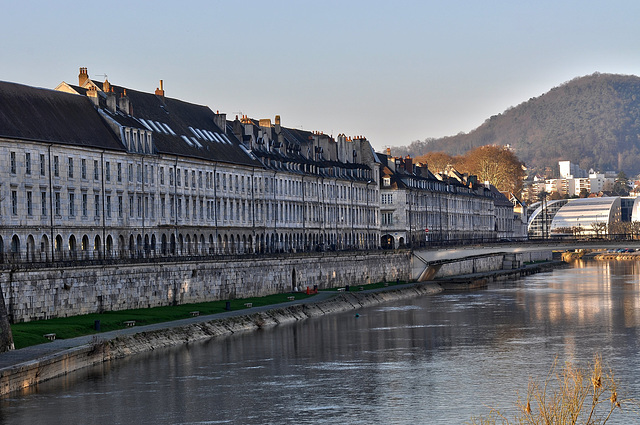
410,240 -> 640,281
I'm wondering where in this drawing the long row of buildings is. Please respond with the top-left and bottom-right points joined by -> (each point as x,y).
0,68 -> 524,262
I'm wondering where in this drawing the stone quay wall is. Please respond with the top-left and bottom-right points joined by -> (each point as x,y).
434,250 -> 553,278
1,250 -> 411,323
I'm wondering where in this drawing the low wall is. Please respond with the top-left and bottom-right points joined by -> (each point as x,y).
1,251 -> 411,323
0,283 -> 442,396
428,250 -> 553,279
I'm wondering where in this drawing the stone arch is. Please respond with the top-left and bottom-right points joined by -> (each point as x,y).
144,234 -> 150,255
40,234 -> 49,261
200,234 -> 205,255
217,234 -> 222,254
119,235 -> 126,258
178,234 -> 184,254
129,235 -> 135,257
68,235 -> 77,259
26,234 -> 35,262
161,234 -> 167,255
106,235 -> 113,258
381,234 -> 394,250
151,234 -> 156,254
223,234 -> 229,254
170,234 -> 176,255
136,234 -> 143,256
209,234 -> 214,254
11,235 -> 20,260
94,235 -> 102,259
81,235 -> 89,258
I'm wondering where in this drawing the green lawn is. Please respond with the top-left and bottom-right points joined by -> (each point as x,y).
11,279 -> 401,349
11,292 -> 314,349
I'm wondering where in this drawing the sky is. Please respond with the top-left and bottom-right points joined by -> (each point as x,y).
3,0 -> 640,152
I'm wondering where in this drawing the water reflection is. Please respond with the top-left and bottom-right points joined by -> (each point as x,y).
2,260 -> 640,424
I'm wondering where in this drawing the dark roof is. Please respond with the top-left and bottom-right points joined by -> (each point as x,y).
0,81 -> 124,151
91,82 -> 262,167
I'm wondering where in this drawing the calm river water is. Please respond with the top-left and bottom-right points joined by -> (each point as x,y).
2,260 -> 640,424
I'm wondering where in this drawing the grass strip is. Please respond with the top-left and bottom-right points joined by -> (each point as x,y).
10,280 -> 401,349
11,292 -> 314,349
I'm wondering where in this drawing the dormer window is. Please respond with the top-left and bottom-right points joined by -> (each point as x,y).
383,177 -> 391,187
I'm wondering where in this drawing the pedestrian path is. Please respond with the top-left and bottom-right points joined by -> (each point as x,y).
0,290 -> 339,370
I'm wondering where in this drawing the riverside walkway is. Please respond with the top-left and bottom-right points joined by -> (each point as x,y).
0,282 -> 425,371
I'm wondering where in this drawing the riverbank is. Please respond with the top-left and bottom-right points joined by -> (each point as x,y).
0,282 -> 441,397
0,258 -> 566,397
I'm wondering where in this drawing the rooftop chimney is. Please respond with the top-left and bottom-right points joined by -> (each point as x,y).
119,89 -> 131,115
386,147 -> 391,156
78,67 -> 89,86
155,80 -> 164,97
404,156 -> 413,174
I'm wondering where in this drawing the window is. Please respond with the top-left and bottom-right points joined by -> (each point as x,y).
129,195 -> 134,217
137,195 -> 142,218
161,196 -> 166,218
81,159 -> 87,179
40,154 -> 46,176
82,193 -> 88,216
136,164 -> 142,183
150,165 -> 155,184
128,164 -> 133,182
54,192 -> 61,216
176,168 -> 181,186
94,160 -> 99,180
118,195 -> 123,218
160,167 -> 165,185
95,195 -> 100,217
170,196 -> 175,218
11,191 -> 17,215
41,191 -> 47,216
25,153 -> 31,175
150,195 -> 155,219
68,157 -> 74,178
53,156 -> 59,177
177,198 -> 182,218
117,163 -> 122,182
191,170 -> 195,188
185,197 -> 190,219
106,195 -> 111,218
27,191 -> 33,216
10,152 -> 16,174
69,192 -> 75,217
184,170 -> 189,188
105,162 -> 111,182
198,171 -> 203,188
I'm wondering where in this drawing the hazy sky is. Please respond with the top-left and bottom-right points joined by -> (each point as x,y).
3,0 -> 640,152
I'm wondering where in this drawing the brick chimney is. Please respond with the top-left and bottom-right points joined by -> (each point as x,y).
78,67 -> 89,86
404,156 -> 413,174
386,147 -> 391,157
86,85 -> 99,107
119,89 -> 131,115
155,80 -> 165,97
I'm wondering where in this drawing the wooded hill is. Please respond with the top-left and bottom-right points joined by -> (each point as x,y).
398,73 -> 640,177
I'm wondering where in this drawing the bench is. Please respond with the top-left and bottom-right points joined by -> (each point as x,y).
44,333 -> 56,341
287,296 -> 295,301
190,311 -> 200,317
244,303 -> 253,308
124,320 -> 136,327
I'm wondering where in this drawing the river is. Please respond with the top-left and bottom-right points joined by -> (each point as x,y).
2,260 -> 640,424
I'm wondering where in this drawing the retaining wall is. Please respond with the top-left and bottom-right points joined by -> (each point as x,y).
1,251 -> 411,323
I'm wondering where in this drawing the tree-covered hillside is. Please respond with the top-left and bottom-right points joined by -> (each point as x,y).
399,73 -> 640,176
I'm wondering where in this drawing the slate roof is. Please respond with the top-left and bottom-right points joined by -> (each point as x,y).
90,83 -> 262,167
0,81 -> 124,151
